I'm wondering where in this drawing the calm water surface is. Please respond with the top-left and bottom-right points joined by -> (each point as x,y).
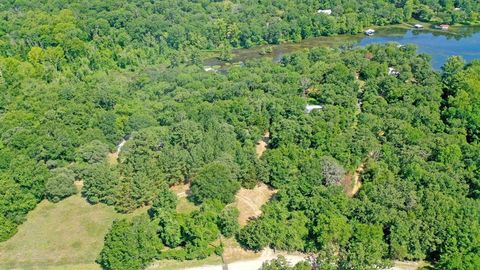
205,26 -> 480,70
359,26 -> 480,69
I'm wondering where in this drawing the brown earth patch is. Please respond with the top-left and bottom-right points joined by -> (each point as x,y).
342,163 -> 365,197
221,238 -> 261,264
256,131 -> 270,158
234,183 -> 277,226
170,182 -> 191,198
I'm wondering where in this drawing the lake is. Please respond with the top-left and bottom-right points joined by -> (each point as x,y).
205,25 -> 480,70
359,26 -> 480,69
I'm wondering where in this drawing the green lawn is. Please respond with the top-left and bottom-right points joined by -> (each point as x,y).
0,189 -> 205,270
0,195 -> 144,270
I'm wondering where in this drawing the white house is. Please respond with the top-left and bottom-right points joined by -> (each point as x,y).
317,9 -> 332,15
305,104 -> 323,113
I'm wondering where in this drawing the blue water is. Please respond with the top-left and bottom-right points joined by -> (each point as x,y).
358,27 -> 480,69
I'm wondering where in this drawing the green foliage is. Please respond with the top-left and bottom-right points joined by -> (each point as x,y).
190,162 -> 240,204
157,212 -> 182,248
76,140 -> 109,164
0,177 -> 37,241
0,1 -> 479,267
261,256 -> 311,270
340,223 -> 388,270
443,59 -> 480,142
0,215 -> 17,242
81,163 -> 119,205
98,214 -> 163,270
149,184 -> 178,218
8,155 -> 50,200
217,207 -> 240,238
45,168 -> 77,203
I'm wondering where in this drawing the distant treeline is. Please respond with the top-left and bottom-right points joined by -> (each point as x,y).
0,0 -> 479,68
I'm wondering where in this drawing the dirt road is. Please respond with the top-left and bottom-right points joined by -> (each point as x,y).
186,248 -> 305,270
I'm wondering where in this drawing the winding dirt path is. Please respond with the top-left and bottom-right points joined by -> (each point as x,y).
343,152 -> 375,197
348,162 -> 366,197
107,138 -> 128,164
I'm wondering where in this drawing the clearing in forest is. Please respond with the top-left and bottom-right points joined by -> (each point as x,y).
255,131 -> 270,158
170,183 -> 198,214
170,182 -> 190,198
0,195 -> 114,269
220,237 -> 261,264
107,138 -> 128,165
342,162 -> 366,197
0,195 -> 145,270
343,152 -> 376,197
234,183 -> 277,226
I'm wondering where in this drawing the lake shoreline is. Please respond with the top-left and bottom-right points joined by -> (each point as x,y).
204,23 -> 480,70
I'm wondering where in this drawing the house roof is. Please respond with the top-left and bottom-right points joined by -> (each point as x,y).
305,104 -> 323,113
317,9 -> 332,15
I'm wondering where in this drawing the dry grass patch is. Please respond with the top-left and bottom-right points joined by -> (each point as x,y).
234,183 -> 277,226
106,152 -> 118,165
0,195 -> 145,270
170,183 -> 198,214
176,197 -> 199,214
221,238 -> 260,264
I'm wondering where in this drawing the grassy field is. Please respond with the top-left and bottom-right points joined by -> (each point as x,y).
0,195 -> 145,270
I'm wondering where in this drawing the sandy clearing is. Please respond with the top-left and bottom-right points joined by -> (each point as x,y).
234,183 -> 277,226
170,182 -> 191,198
221,238 -> 259,264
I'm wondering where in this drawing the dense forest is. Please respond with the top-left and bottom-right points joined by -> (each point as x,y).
1,1 -> 479,270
